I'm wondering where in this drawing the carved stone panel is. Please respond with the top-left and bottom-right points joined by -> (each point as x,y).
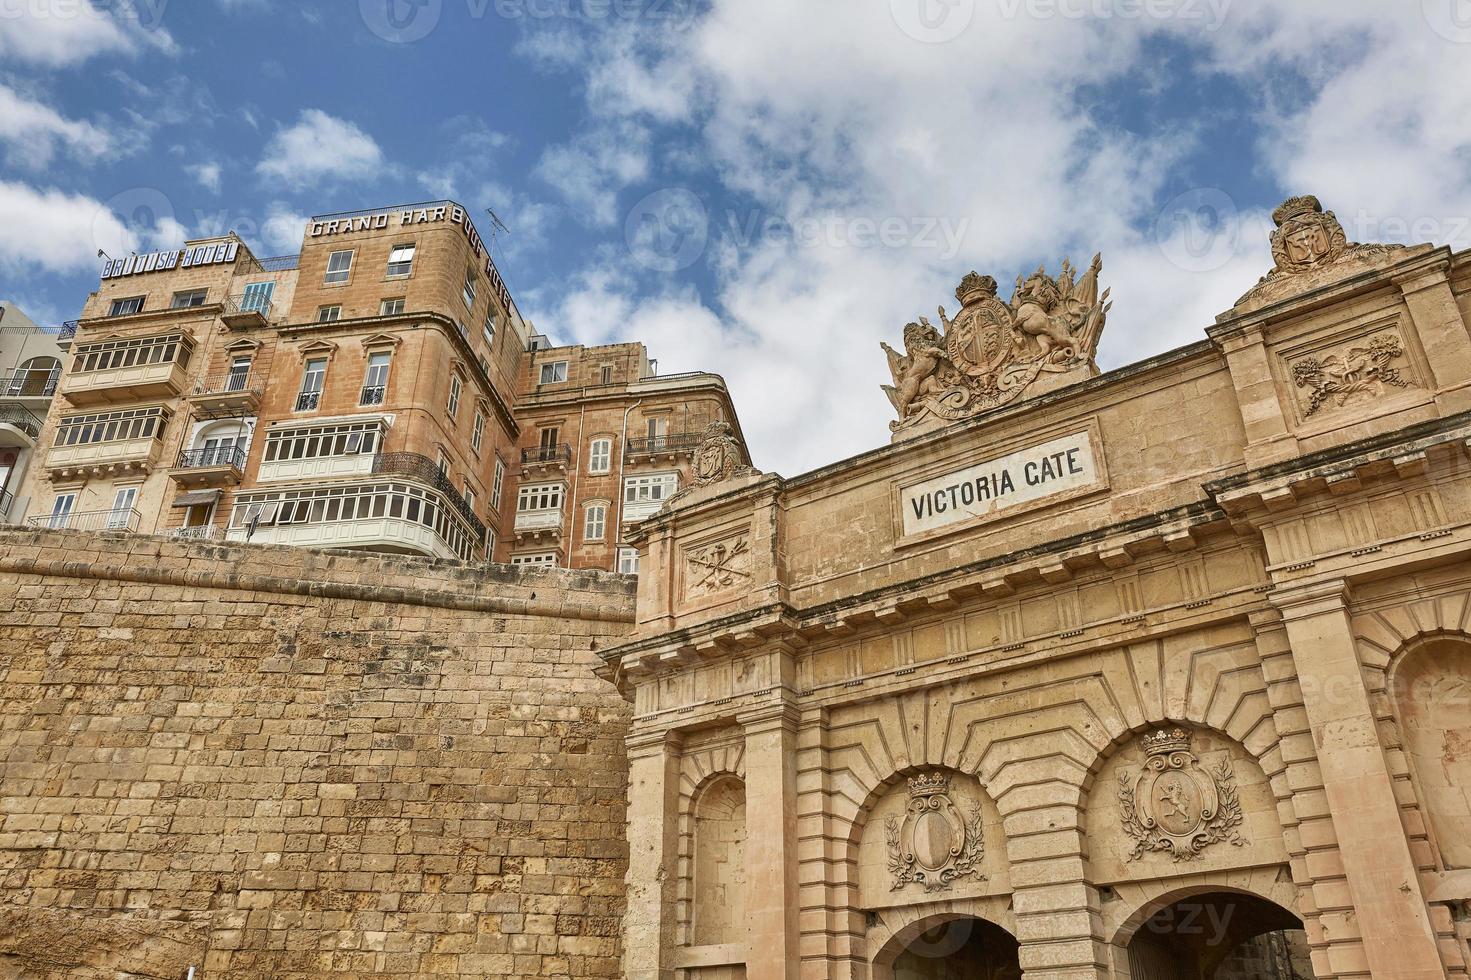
1116,728 -> 1245,863
858,770 -> 1009,910
1287,331 -> 1415,419
682,534 -> 752,601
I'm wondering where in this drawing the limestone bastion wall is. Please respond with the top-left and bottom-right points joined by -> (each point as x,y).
0,527 -> 637,979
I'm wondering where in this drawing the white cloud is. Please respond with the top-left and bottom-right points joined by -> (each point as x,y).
0,181 -> 140,275
256,110 -> 385,189
534,121 -> 650,227
526,1 -> 1471,475
186,161 -> 223,193
0,0 -> 175,67
0,84 -> 114,169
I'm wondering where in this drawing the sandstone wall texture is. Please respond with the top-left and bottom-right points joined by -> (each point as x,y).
0,527 -> 636,979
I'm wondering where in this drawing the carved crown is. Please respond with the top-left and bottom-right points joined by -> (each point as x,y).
1272,195 -> 1324,226
908,771 -> 950,798
1142,728 -> 1192,757
955,271 -> 998,304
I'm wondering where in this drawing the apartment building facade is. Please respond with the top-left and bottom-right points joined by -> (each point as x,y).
20,200 -> 748,570
0,302 -> 65,526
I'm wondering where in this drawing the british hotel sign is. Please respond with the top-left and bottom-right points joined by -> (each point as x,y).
899,429 -> 1105,538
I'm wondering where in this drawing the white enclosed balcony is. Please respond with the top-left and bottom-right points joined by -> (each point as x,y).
62,333 -> 194,406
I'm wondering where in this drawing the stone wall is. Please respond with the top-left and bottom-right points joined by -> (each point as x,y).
0,528 -> 636,979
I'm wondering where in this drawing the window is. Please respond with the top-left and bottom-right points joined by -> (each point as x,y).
647,416 -> 669,447
617,547 -> 640,576
107,486 -> 138,529
225,356 -> 252,391
447,374 -> 462,419
483,311 -> 497,348
262,421 -> 382,462
47,493 -> 76,530
108,296 -> 144,316
517,483 -> 564,512
471,410 -> 485,455
437,450 -> 450,476
386,243 -> 415,277
462,270 -> 477,308
539,361 -> 568,385
584,503 -> 607,541
380,297 -> 405,316
539,427 -> 560,451
491,458 -> 505,509
361,352 -> 390,406
624,472 -> 679,505
589,438 -> 612,474
54,407 -> 168,447
463,483 -> 477,513
171,288 -> 208,308
296,357 -> 327,411
317,306 -> 342,323
486,526 -> 496,558
600,365 -> 613,385
72,334 -> 191,374
241,281 -> 275,312
324,249 -> 354,284
511,553 -> 557,567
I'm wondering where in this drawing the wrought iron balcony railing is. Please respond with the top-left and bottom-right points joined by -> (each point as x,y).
0,404 -> 44,438
178,446 -> 247,470
0,487 -> 12,518
522,444 -> 572,465
0,371 -> 60,398
360,385 -> 386,406
170,524 -> 225,541
371,452 -> 486,538
58,321 -> 79,340
28,508 -> 142,533
223,293 -> 275,323
625,433 -> 703,457
294,390 -> 322,412
193,372 -> 260,396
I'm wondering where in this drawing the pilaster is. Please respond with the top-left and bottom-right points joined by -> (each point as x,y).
1270,579 -> 1446,980
624,729 -> 684,980
740,702 -> 803,980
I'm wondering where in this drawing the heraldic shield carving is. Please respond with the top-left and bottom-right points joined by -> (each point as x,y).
884,771 -> 985,893
1118,729 -> 1246,863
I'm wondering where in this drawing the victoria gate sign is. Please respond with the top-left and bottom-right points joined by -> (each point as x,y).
309,203 -> 516,314
899,430 -> 1105,538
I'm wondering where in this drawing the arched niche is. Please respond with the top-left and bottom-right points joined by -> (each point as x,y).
1083,725 -> 1291,886
1389,634 -> 1471,869
691,774 -> 746,948
856,768 -> 1011,912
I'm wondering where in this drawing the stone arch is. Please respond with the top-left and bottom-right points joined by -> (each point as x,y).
1384,630 -> 1471,871
869,905 -> 1020,980
689,774 -> 746,947
1077,721 -> 1294,885
1103,877 -> 1310,980
674,738 -> 745,948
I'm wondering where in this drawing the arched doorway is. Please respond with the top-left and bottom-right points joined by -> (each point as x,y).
878,914 -> 1020,980
1125,890 -> 1314,979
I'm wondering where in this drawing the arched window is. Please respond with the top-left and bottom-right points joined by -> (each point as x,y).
584,502 -> 607,542
6,356 -> 60,397
190,420 -> 250,466
588,437 -> 613,474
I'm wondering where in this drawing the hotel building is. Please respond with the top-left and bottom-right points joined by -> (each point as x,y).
19,201 -> 747,570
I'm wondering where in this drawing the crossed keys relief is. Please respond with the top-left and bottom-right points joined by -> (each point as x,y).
685,537 -> 752,598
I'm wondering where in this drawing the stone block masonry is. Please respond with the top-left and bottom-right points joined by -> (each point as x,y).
0,527 -> 637,979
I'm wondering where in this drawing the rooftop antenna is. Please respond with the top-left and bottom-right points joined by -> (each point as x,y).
484,207 -> 511,256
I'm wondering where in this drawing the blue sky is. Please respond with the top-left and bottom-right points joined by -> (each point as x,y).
2,1 -> 1470,473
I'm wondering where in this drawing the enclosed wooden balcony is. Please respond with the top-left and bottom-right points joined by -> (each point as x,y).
62,333 -> 195,406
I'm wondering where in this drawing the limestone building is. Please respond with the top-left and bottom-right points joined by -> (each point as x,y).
4,193 -> 1471,980
600,197 -> 1471,980
0,302 -> 65,526
18,202 -> 746,570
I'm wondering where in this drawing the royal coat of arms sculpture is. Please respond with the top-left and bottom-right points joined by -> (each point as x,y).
1118,728 -> 1245,863
1235,195 -> 1408,308
881,257 -> 1112,434
884,771 -> 985,893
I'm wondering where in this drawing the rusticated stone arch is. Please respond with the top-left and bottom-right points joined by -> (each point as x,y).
674,737 -> 745,948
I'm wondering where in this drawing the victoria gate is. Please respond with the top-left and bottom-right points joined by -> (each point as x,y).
600,196 -> 1471,980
